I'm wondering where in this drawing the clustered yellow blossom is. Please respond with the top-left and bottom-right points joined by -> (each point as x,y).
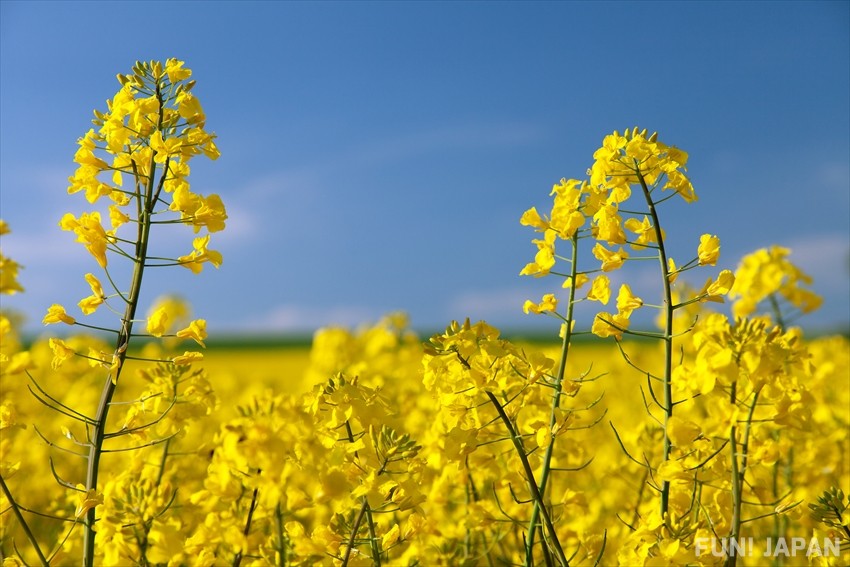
2,117 -> 847,567
2,310 -> 845,565
729,245 -> 822,319
519,128 -> 730,341
61,58 -> 225,279
0,220 -> 24,295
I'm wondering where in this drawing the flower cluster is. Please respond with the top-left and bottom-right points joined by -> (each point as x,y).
0,221 -> 24,296
2,109 -> 848,567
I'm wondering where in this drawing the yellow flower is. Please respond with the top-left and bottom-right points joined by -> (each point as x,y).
58,211 -> 109,268
586,275 -> 611,304
656,459 -> 690,483
150,130 -> 183,163
519,230 -> 556,277
165,58 -> 192,83
382,524 -> 401,548
624,215 -> 660,249
176,92 -> 205,124
3,351 -> 34,375
0,253 -> 24,295
172,351 -> 203,365
0,402 -> 23,431
49,338 -> 75,369
697,234 -> 720,266
664,168 -> 697,203
667,257 -> 678,283
667,415 -> 702,446
591,312 -> 629,340
178,235 -> 223,274
523,293 -> 558,314
176,319 -> 207,347
729,246 -> 821,319
616,284 -> 643,316
87,348 -> 120,373
191,194 -> 228,233
519,206 -> 549,232
43,304 -> 76,325
592,243 -> 629,272
701,269 -> 735,300
562,273 -> 589,289
592,204 -> 626,245
147,306 -> 170,337
78,273 -> 106,315
74,486 -> 103,519
0,222 -> 24,295
107,204 -> 129,230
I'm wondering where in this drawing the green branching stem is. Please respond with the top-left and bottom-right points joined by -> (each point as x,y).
342,498 -> 372,567
768,293 -> 786,332
81,83 -> 164,567
525,232 -> 580,566
274,504 -> 287,567
726,386 -> 761,567
365,507 -> 381,566
232,486 -> 260,567
340,420 -> 384,567
771,439 -> 793,567
341,460 -> 388,567
486,391 -> 570,567
0,474 -> 49,566
635,168 -> 674,518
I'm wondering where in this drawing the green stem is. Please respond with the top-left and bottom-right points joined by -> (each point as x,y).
0,474 -> 50,566
486,391 -> 570,567
365,507 -> 381,566
232,486 -> 259,567
772,443 -> 792,567
636,168 -> 674,519
768,293 -> 786,331
81,83 -> 164,567
340,420 -> 385,567
726,387 -> 761,567
274,504 -> 286,567
341,498 -> 371,567
525,232 -> 580,566
727,424 -> 740,567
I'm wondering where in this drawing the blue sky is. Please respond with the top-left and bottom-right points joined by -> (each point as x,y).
1,1 -> 848,337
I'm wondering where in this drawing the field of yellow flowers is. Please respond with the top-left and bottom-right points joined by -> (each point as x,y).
1,60 -> 848,566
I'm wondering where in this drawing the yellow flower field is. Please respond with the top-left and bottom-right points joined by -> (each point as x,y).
1,60 -> 848,566
2,320 -> 848,565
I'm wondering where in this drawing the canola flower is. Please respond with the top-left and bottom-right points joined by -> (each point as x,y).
0,59 -> 226,567
1,105 -> 848,567
0,221 -> 24,296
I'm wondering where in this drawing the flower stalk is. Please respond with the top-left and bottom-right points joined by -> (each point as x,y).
525,232 -> 580,565
635,168 -> 675,518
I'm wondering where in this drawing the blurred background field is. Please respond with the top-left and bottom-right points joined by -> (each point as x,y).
3,312 -> 848,565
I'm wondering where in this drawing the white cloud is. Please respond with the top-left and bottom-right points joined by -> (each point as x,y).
214,203 -> 259,243
1,227 -> 83,265
239,303 -> 380,332
782,233 -> 850,294
816,162 -> 850,191
233,169 -> 327,200
446,287 -> 533,320
210,120 -> 542,252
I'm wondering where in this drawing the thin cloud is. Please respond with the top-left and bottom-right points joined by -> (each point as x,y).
238,303 -> 381,333
447,287 -> 533,320
815,162 -> 850,201
1,227 -> 82,265
782,233 -> 850,294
